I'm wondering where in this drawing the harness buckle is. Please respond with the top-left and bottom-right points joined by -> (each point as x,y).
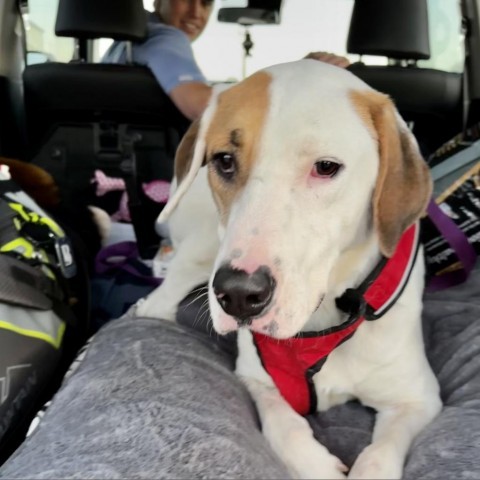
335,288 -> 367,318
16,210 -> 77,279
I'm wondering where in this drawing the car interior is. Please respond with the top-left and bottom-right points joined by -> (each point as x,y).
0,0 -> 479,476
347,0 -> 463,157
24,0 -> 191,258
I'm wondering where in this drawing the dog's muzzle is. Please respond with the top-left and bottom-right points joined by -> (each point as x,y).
212,265 -> 276,325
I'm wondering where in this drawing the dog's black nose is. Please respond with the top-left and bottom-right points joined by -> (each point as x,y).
212,265 -> 276,324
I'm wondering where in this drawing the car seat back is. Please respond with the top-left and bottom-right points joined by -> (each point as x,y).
23,0 -> 190,258
346,0 -> 463,157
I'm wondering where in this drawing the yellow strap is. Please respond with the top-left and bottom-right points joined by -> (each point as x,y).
0,319 -> 66,349
8,202 -> 30,221
0,238 -> 35,258
8,202 -> 64,237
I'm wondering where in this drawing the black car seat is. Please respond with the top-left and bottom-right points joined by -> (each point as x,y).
346,0 -> 463,158
22,0 -> 190,258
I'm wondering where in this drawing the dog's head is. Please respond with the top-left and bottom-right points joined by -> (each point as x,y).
161,60 -> 432,338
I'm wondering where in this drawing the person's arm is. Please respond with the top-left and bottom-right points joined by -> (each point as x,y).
132,25 -> 211,120
170,82 -> 212,120
173,49 -> 350,120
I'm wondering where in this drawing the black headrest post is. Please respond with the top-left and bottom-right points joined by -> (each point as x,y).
347,0 -> 430,61
70,38 -> 88,62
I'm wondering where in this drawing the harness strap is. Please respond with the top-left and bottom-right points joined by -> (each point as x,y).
253,223 -> 420,415
336,223 -> 420,320
254,317 -> 363,415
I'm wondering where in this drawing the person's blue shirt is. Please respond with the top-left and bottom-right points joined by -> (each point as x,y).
102,12 -> 207,94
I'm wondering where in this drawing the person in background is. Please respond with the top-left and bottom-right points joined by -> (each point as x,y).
103,0 -> 350,121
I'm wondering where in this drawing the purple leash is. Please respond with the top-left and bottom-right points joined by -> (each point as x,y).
425,199 -> 477,291
93,204 -> 476,293
95,241 -> 163,287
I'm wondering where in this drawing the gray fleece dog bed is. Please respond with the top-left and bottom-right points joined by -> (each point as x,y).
1,269 -> 479,479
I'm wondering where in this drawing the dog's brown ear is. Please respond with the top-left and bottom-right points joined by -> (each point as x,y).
159,117 -> 206,222
158,91 -> 220,222
174,119 -> 201,184
158,83 -> 231,222
354,91 -> 432,257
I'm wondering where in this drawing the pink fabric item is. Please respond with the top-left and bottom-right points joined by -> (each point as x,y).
92,170 -> 170,222
93,170 -> 125,196
142,180 -> 170,203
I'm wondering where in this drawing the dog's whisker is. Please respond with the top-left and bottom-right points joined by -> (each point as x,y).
198,301 -> 211,326
183,290 -> 208,311
189,284 -> 209,297
178,288 -> 209,316
192,297 -> 210,329
207,318 -> 216,338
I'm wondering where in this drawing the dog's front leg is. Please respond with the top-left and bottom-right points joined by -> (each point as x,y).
348,399 -> 442,479
135,231 -> 218,321
242,378 -> 348,480
236,331 -> 347,480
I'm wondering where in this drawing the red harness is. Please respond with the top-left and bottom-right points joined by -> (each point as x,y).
252,223 -> 420,415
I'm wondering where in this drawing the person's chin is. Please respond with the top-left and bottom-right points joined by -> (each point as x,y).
180,24 -> 201,40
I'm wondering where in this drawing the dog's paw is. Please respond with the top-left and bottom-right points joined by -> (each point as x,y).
348,444 -> 402,479
276,431 -> 347,480
131,296 -> 176,321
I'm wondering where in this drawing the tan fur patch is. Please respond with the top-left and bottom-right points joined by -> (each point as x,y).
350,90 -> 432,256
349,90 -> 380,140
205,71 -> 272,222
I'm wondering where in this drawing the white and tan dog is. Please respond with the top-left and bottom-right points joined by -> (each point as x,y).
136,60 -> 441,479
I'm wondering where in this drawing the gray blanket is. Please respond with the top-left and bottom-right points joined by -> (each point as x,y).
1,270 -> 479,479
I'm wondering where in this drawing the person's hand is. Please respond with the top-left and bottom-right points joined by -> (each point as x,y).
304,51 -> 350,68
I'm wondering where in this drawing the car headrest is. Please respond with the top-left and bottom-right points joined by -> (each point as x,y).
347,0 -> 430,60
55,0 -> 147,41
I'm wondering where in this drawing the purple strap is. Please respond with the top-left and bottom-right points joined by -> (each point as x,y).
95,241 -> 162,287
426,199 -> 477,291
94,203 -> 475,293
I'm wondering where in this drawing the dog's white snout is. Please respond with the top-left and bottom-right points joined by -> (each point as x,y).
212,264 -> 276,324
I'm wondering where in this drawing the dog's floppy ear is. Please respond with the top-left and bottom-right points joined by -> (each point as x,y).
157,118 -> 206,222
157,87 -> 224,222
158,84 -> 233,222
174,119 -> 201,184
356,91 -> 432,257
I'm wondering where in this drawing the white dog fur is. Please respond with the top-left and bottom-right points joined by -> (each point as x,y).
136,60 -> 441,479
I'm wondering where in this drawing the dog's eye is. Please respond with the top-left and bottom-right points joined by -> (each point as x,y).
212,152 -> 236,179
312,160 -> 341,178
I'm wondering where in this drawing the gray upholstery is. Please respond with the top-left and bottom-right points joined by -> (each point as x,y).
1,269 -> 479,479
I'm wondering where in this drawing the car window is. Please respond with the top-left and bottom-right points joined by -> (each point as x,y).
193,0 -> 351,82
24,0 -> 73,63
418,0 -> 464,73
24,0 -> 464,76
193,0 -> 464,82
